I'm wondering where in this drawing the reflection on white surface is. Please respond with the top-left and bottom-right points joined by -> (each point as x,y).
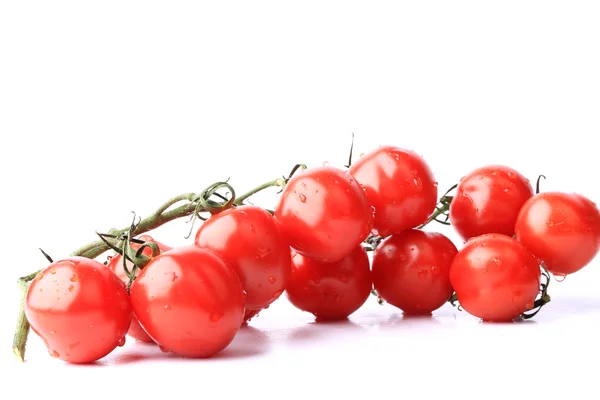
6,284 -> 600,400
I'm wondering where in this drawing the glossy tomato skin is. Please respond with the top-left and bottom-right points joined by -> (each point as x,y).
372,229 -> 458,315
25,256 -> 132,364
449,165 -> 533,242
286,245 -> 372,320
130,246 -> 244,358
449,234 -> 541,322
515,192 -> 600,276
348,146 -> 437,237
274,166 -> 373,263
194,205 -> 291,311
107,234 -> 172,343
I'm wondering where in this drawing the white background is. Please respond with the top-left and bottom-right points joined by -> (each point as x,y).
1,1 -> 599,399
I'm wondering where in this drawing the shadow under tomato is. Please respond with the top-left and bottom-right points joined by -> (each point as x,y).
211,326 -> 271,360
375,312 -> 444,332
285,318 -> 367,344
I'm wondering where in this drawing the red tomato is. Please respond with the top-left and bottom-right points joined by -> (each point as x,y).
515,192 -> 600,277
449,234 -> 541,322
25,256 -> 132,364
194,205 -> 291,311
449,165 -> 533,242
107,234 -> 172,343
130,246 -> 244,358
372,229 -> 458,315
285,245 -> 372,320
274,166 -> 373,262
348,145 -> 437,237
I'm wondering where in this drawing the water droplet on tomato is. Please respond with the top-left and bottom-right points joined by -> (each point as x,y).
564,226 -> 572,232
299,194 -> 307,203
49,330 -> 55,335
546,220 -> 554,227
35,273 -> 43,281
334,294 -> 341,304
413,177 -> 423,191
554,274 -> 567,282
68,285 -> 74,292
164,305 -> 171,311
323,161 -> 329,166
481,242 -> 487,247
269,276 -> 276,284
492,171 -> 498,176
118,337 -> 126,347
507,171 -> 517,179
491,258 -> 501,266
503,188 -> 509,194
69,274 -> 78,282
250,224 -> 256,233
411,169 -> 418,176
398,254 -> 406,261
210,312 -> 224,322
49,349 -> 60,358
417,269 -> 428,279
433,182 -> 438,187
301,182 -> 307,189
159,345 -> 169,353
430,265 -> 436,271
272,289 -> 284,299
50,268 -> 56,275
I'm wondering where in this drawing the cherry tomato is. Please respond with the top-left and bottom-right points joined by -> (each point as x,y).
194,205 -> 291,311
25,256 -> 132,364
449,233 -> 541,322
348,145 -> 437,237
372,229 -> 458,315
515,192 -> 600,277
449,165 -> 533,242
107,234 -> 172,343
130,246 -> 244,358
274,166 -> 373,262
285,245 -> 372,320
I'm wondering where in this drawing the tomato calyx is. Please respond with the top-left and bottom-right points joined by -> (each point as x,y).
97,216 -> 162,292
520,266 -> 552,320
370,289 -> 385,305
448,292 -> 463,311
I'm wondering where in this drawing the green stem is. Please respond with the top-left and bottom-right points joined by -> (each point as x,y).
13,279 -> 31,362
417,196 -> 453,229
72,193 -> 198,259
233,178 -> 285,206
12,171 -> 298,361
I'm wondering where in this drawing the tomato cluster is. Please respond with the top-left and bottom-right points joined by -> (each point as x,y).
22,144 -> 600,364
